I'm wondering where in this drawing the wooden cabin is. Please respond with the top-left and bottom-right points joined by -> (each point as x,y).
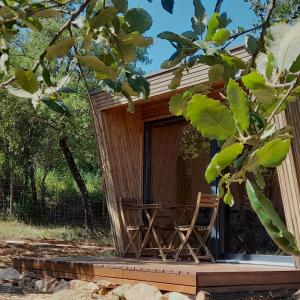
90,45 -> 300,268
14,46 -> 300,294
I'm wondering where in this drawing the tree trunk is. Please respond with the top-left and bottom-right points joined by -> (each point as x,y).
59,136 -> 94,231
9,161 -> 14,215
29,163 -> 38,205
40,168 -> 49,209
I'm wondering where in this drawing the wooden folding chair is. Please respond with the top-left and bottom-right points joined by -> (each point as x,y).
119,197 -> 144,258
174,193 -> 220,263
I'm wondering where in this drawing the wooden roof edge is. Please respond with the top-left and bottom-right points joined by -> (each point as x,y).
90,45 -> 249,110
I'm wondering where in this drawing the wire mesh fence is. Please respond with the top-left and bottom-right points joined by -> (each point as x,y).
0,180 -> 110,227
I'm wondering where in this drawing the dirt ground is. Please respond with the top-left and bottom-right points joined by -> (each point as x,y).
0,239 -> 297,300
0,239 -> 114,268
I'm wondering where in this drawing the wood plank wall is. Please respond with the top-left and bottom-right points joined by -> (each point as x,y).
91,47 -> 249,111
275,107 -> 300,268
93,105 -> 143,254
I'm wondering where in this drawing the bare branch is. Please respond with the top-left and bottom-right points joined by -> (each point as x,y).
247,0 -> 277,72
222,24 -> 262,50
267,77 -> 299,123
214,0 -> 224,13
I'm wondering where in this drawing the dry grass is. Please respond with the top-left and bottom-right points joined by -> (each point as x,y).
0,219 -> 114,268
0,219 -> 112,245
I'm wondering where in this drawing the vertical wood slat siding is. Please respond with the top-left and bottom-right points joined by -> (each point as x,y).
275,110 -> 300,268
94,106 -> 143,254
286,102 -> 300,267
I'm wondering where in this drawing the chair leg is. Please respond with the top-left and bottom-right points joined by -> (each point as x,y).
124,230 -> 140,258
175,230 -> 199,263
151,227 -> 167,262
194,230 -> 215,262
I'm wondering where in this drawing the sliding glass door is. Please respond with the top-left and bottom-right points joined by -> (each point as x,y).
143,116 -> 293,264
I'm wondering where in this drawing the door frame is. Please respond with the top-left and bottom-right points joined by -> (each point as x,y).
142,116 -> 293,266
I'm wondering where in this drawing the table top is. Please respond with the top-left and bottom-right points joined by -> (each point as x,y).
125,203 -> 196,210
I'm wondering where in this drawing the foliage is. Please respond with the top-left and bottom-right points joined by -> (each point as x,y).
0,0 -> 300,256
160,0 -> 300,256
0,0 -> 153,112
245,0 -> 300,22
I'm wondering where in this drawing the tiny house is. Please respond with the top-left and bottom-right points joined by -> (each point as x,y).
90,46 -> 300,268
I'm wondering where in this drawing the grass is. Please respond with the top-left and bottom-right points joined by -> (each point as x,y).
0,219 -> 113,246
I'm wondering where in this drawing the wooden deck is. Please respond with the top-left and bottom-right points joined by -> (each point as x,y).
13,256 -> 300,295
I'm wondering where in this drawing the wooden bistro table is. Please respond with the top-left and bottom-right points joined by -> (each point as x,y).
126,203 -> 195,262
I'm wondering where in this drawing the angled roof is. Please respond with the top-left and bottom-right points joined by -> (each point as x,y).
91,45 -> 250,111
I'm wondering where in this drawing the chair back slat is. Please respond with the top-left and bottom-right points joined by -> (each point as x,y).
199,194 -> 220,208
119,197 -> 143,227
120,197 -> 140,207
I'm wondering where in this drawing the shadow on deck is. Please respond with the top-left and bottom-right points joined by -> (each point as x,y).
13,256 -> 300,295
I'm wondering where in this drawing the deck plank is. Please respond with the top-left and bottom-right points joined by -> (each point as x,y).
13,256 -> 300,295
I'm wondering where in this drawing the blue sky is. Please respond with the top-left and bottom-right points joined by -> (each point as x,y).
129,0 -> 258,73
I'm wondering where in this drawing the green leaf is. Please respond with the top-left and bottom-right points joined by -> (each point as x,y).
242,71 -> 266,90
266,53 -> 275,79
245,34 -> 258,55
42,65 -> 52,87
247,138 -> 291,171
127,73 -> 150,100
169,65 -> 185,90
161,0 -> 174,13
6,84 -> 32,99
212,28 -> 230,46
117,44 -> 136,63
77,55 -> 117,79
21,17 -> 43,32
118,32 -> 153,47
157,31 -> 196,47
82,31 -> 93,51
226,79 -> 250,131
218,173 -> 230,197
33,8 -> 61,18
266,20 -> 300,71
182,31 -> 198,40
161,50 -> 185,69
99,79 -> 122,94
246,180 -> 300,256
112,0 -> 128,13
125,8 -> 152,34
205,13 -> 219,41
224,189 -> 234,207
205,143 -> 244,183
218,12 -> 232,28
193,0 -> 205,20
58,87 -> 77,94
208,64 -> 224,82
187,95 -> 236,140
169,94 -> 188,117
220,54 -> 246,70
254,168 -> 266,189
122,80 -> 139,99
290,54 -> 300,73
42,98 -> 71,117
46,38 -> 75,60
191,16 -> 206,36
90,7 -> 118,29
250,111 -> 266,132
15,68 -> 39,94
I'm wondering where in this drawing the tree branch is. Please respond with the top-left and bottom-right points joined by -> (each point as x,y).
222,24 -> 262,50
214,0 -> 224,13
267,77 -> 299,123
0,0 -> 92,88
247,0 -> 277,72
